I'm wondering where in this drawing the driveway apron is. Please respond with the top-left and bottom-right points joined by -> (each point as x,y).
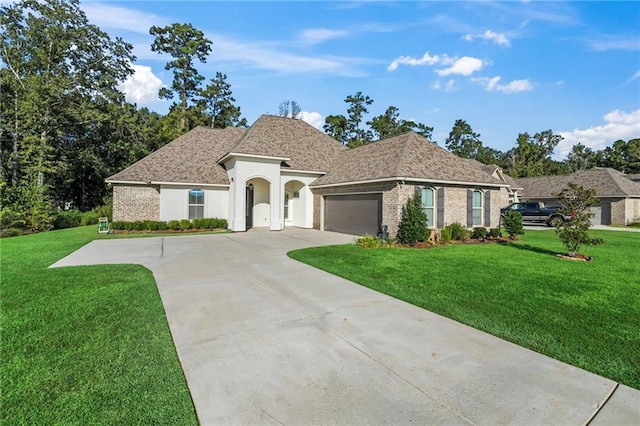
52,229 -> 639,425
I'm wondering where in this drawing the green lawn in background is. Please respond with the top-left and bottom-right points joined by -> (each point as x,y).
288,230 -> 640,389
1,226 -> 198,424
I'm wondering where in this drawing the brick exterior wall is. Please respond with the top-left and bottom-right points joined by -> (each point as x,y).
312,181 -> 502,237
112,184 -> 160,222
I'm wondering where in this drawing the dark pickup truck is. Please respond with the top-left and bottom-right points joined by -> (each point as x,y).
500,202 -> 566,227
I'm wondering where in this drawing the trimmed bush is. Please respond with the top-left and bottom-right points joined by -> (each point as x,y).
397,195 -> 428,244
356,235 -> 381,248
489,227 -> 502,238
167,220 -> 181,231
0,227 -> 23,238
110,221 -> 125,230
471,227 -> 488,240
503,210 -> 524,240
179,219 -> 192,230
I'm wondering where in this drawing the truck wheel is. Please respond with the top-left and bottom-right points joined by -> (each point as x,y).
548,216 -> 563,227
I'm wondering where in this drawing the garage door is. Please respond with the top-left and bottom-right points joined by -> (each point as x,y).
325,193 -> 382,236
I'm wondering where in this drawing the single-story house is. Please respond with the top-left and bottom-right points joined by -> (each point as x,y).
107,115 -> 515,236
515,167 -> 640,225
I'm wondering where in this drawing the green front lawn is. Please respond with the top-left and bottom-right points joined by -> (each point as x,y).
288,230 -> 640,389
1,226 -> 198,424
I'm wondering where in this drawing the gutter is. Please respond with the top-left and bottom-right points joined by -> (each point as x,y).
311,176 -> 509,189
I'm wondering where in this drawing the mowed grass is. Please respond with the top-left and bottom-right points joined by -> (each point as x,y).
288,230 -> 640,389
1,226 -> 198,424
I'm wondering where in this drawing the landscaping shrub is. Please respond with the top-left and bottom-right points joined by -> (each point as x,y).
444,222 -> 467,240
396,195 -> 428,244
180,219 -> 192,230
1,207 -> 26,231
168,220 -> 181,231
110,221 -> 125,230
54,209 -> 82,229
502,210 -> 524,240
472,227 -> 488,240
356,235 -> 381,248
80,210 -> 100,226
0,227 -> 23,238
489,227 -> 502,238
440,226 -> 452,243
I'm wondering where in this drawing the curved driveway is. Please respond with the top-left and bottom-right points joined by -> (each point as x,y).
53,228 -> 638,425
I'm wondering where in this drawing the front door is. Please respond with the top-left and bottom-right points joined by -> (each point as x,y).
245,185 -> 254,230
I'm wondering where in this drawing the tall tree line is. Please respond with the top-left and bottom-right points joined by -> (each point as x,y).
0,0 -> 245,231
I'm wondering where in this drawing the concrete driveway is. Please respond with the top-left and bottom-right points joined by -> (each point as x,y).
52,228 -> 638,425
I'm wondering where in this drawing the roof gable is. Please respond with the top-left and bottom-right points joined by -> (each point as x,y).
312,132 -> 503,187
227,115 -> 346,171
106,126 -> 245,185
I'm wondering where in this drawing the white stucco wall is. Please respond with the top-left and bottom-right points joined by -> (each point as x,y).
159,185 -> 229,221
282,173 -> 320,229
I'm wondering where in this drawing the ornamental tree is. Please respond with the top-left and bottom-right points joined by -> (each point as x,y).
555,183 -> 603,256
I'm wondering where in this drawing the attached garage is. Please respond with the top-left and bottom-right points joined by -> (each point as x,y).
324,193 -> 382,236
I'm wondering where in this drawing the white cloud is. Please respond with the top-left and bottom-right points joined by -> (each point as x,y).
556,109 -> 640,159
433,79 -> 456,92
209,33 -> 366,77
300,28 -> 350,45
82,3 -> 167,34
463,29 -> 511,46
299,111 -> 325,130
472,76 -> 532,93
436,56 -> 484,76
587,36 -> 640,52
387,51 -> 440,71
119,65 -> 164,104
625,70 -> 640,85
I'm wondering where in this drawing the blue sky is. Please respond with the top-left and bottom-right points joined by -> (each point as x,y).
79,1 -> 639,159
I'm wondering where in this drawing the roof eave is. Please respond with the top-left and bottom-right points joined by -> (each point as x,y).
218,152 -> 290,164
311,176 -> 509,189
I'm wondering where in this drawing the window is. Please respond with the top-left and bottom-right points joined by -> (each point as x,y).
189,189 -> 204,219
472,190 -> 483,226
421,187 -> 435,227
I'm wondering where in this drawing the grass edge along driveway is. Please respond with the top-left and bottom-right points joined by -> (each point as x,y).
1,226 -> 198,425
288,230 -> 640,390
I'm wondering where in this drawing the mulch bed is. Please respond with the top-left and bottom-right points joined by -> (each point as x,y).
409,237 -> 511,249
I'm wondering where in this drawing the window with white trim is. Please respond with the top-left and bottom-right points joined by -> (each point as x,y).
472,190 -> 482,226
189,189 -> 204,219
421,187 -> 435,227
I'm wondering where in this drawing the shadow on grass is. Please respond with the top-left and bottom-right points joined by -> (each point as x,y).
501,241 -> 559,257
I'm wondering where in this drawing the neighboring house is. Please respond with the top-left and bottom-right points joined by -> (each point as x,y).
627,173 -> 640,183
107,115 -> 513,236
516,168 -> 640,225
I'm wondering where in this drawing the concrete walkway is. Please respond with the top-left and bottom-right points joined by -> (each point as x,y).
52,229 -> 639,425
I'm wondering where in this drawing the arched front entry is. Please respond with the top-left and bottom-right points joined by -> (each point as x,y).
245,178 -> 271,230
283,179 -> 313,228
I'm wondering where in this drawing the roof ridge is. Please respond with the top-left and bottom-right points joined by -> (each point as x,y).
395,132 -> 415,176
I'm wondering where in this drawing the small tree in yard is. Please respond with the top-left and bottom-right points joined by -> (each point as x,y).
555,183 -> 603,256
397,195 -> 428,244
502,210 -> 524,240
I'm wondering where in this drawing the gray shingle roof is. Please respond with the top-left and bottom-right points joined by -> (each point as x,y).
516,168 -> 640,198
311,132 -> 504,187
227,115 -> 346,171
106,126 -> 245,185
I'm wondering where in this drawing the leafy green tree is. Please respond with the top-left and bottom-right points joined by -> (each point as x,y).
323,114 -> 349,144
555,183 -> 603,256
597,139 -> 640,174
445,119 -> 483,159
1,0 -> 134,228
150,23 -> 212,132
565,143 -> 597,172
367,106 -> 433,140
345,91 -> 374,147
510,130 -> 563,177
396,195 -> 428,244
199,72 -> 245,128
